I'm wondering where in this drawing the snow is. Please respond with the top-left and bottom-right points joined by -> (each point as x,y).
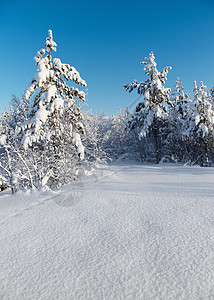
144,90 -> 150,100
153,77 -> 162,90
73,132 -> 84,160
48,29 -> 53,39
52,97 -> 64,112
67,98 -> 75,108
47,85 -> 57,102
45,30 -> 57,53
36,59 -> 49,87
155,106 -> 163,118
194,113 -> 200,126
0,134 -> 7,146
34,103 -> 48,133
0,162 -> 214,299
21,102 -> 49,150
199,123 -> 209,137
34,49 -> 46,64
0,174 -> 8,184
22,131 -> 32,150
25,84 -> 36,101
53,58 -> 62,71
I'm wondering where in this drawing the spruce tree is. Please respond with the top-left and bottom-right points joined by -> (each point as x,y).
17,30 -> 87,187
124,51 -> 172,163
188,81 -> 214,166
168,78 -> 190,162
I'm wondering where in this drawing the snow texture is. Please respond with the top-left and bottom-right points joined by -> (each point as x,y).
73,132 -> 85,160
0,134 -> 7,146
0,162 -> 214,299
34,102 -> 49,133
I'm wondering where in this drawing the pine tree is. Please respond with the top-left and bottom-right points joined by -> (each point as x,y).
0,108 -> 34,192
168,78 -> 190,162
188,81 -> 214,166
17,30 -> 87,187
124,51 -> 172,163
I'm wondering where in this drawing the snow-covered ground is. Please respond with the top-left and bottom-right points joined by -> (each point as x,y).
1,162 -> 214,300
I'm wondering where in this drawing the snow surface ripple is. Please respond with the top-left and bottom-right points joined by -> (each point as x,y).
0,163 -> 214,299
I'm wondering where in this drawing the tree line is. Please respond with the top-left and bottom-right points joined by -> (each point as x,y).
0,31 -> 213,193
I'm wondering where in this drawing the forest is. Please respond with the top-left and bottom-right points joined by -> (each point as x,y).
0,30 -> 213,193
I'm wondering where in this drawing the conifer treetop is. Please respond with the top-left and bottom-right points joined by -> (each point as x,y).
25,30 -> 87,102
188,80 -> 214,138
124,51 -> 172,106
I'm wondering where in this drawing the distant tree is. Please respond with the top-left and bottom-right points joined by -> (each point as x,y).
187,81 -> 214,166
124,51 -> 172,163
103,108 -> 131,159
167,77 -> 191,162
83,111 -> 108,166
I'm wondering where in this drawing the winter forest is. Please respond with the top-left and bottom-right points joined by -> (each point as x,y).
0,30 -> 214,193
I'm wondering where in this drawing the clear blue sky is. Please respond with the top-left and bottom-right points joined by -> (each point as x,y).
0,0 -> 214,115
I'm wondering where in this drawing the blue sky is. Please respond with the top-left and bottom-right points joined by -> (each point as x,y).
0,0 -> 214,115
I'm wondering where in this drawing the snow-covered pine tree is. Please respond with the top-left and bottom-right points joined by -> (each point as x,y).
17,30 -> 87,187
0,108 -> 15,192
168,78 -> 190,162
0,107 -> 34,193
188,81 -> 214,166
124,51 -> 172,163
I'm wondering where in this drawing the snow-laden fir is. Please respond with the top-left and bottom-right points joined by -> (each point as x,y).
0,30 -> 89,192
